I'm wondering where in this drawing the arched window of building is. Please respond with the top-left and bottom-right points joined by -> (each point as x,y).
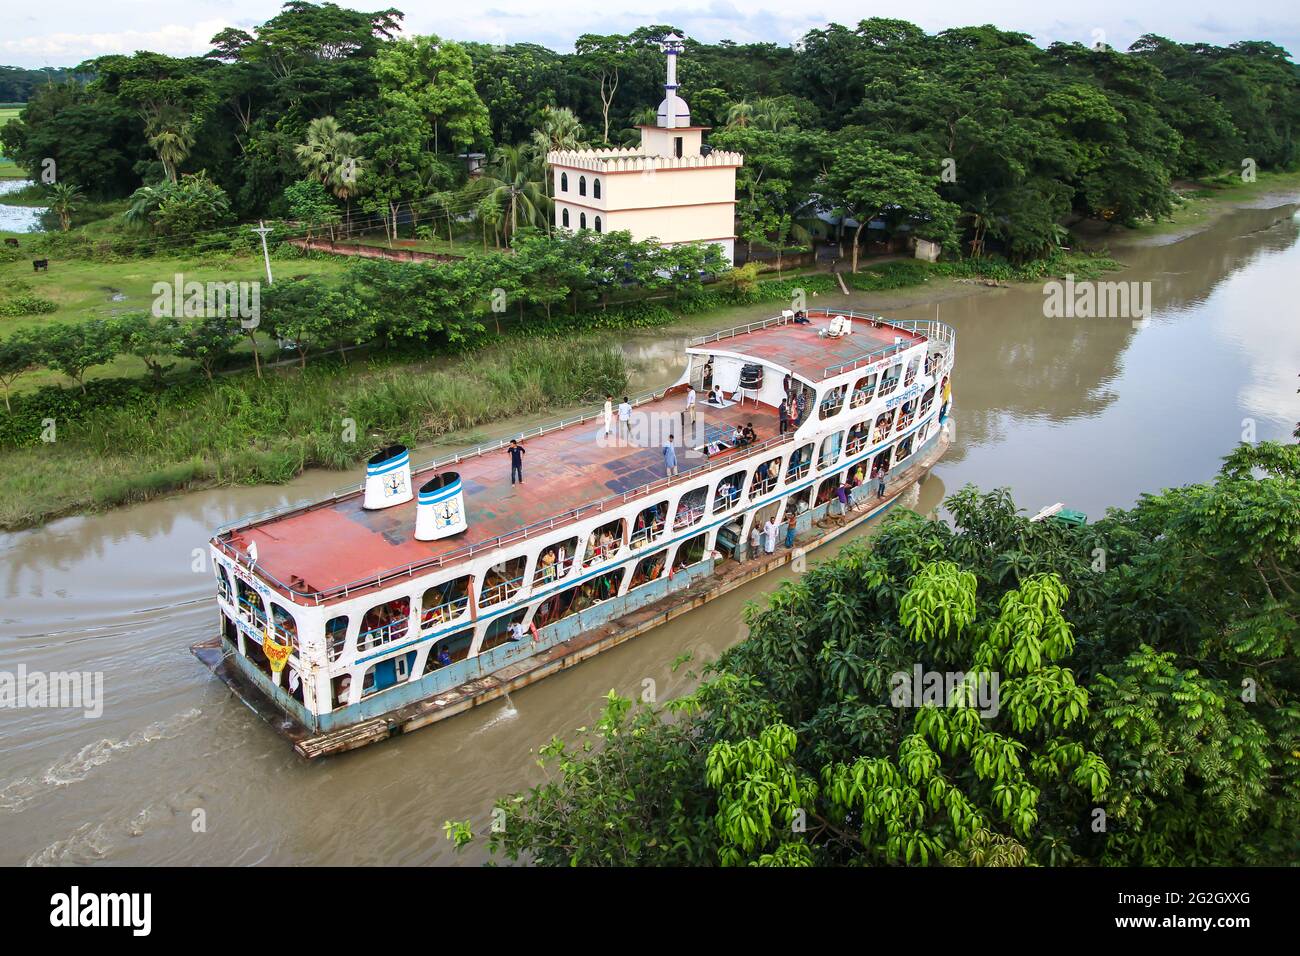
592,178 -> 601,199
594,216 -> 602,233
578,175 -> 587,196
580,212 -> 587,230
562,207 -> 570,228
560,172 -> 568,192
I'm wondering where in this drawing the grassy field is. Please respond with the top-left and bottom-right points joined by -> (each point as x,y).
1138,169 -> 1300,238
0,252 -> 352,388
0,336 -> 629,530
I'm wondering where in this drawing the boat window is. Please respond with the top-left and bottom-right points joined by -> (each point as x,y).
871,447 -> 893,479
818,383 -> 847,419
894,435 -> 915,464
785,443 -> 813,483
743,456 -> 777,500
421,575 -> 472,629
360,650 -> 418,699
818,431 -> 844,471
846,420 -> 869,456
270,603 -> 299,653
242,631 -> 273,676
358,597 -> 411,653
326,615 -> 349,662
712,470 -> 746,514
583,519 -> 626,569
672,532 -> 709,573
815,473 -> 842,506
235,578 -> 266,628
534,538 -> 578,586
422,628 -> 474,674
896,398 -> 917,432
903,355 -> 921,388
851,373 -> 877,408
673,487 -> 707,530
786,486 -> 813,517
480,555 -> 527,608
878,363 -> 902,398
925,350 -> 944,376
628,550 -> 668,590
630,501 -> 668,550
920,385 -> 936,414
332,673 -> 353,707
872,409 -> 896,443
215,565 -> 233,603
534,568 -> 625,628
480,609 -> 530,654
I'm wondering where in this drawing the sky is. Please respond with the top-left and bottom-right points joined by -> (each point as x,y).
2,0 -> 1298,69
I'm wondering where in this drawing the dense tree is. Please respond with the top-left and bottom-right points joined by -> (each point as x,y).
460,442 -> 1299,866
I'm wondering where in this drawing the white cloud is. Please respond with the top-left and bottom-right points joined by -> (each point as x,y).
0,20 -> 232,65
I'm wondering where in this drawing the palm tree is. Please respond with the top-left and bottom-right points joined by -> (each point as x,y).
530,106 -> 587,157
477,144 -> 548,245
725,100 -> 755,128
47,182 -> 83,232
751,98 -> 796,133
144,118 -> 195,184
295,117 -> 365,237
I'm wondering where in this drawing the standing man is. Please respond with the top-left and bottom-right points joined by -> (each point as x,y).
763,516 -> 778,554
506,438 -> 526,485
603,393 -> 613,438
685,385 -> 697,437
876,475 -> 887,499
778,399 -> 790,435
663,434 -> 678,477
618,395 -> 633,443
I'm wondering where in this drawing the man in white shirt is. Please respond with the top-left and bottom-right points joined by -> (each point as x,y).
603,393 -> 613,437
685,386 -> 697,434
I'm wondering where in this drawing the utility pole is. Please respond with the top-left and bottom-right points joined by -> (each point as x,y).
251,220 -> 274,286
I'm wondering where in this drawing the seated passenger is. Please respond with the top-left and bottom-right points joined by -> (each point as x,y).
436,646 -> 453,667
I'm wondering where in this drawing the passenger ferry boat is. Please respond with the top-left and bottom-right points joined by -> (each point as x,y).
195,308 -> 955,756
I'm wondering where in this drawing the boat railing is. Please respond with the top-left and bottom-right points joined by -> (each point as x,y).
480,572 -> 526,608
356,617 -> 410,653
420,596 -> 470,629
211,379 -> 685,540
532,553 -> 574,587
214,428 -> 797,605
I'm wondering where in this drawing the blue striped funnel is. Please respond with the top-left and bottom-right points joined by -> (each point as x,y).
363,444 -> 413,510
415,472 -> 467,540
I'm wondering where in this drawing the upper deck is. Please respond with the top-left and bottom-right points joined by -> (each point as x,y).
214,310 -> 942,605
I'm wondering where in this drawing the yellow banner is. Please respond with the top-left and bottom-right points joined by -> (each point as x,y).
263,630 -> 291,674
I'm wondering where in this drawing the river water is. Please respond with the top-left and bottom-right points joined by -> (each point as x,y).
1,202 -> 1297,865
0,180 -> 46,233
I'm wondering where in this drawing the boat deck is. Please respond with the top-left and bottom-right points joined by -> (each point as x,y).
225,391 -> 781,599
699,316 -> 926,381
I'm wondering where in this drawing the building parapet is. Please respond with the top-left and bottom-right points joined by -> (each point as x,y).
547,148 -> 744,173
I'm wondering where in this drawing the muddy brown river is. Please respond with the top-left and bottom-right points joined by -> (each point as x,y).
1,203 -> 1297,865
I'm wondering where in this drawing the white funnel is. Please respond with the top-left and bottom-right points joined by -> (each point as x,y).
415,473 -> 468,540
363,445 -> 413,510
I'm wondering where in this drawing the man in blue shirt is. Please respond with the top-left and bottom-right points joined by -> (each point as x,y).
507,439 -> 525,484
663,434 -> 678,477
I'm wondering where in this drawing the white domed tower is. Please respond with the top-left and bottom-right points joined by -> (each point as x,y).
548,33 -> 742,265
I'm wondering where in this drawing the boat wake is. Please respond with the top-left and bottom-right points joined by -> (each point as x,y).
0,708 -> 202,813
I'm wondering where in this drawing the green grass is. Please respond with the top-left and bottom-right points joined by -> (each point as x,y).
1132,168 -> 1300,237
0,336 -> 629,530
0,251 -> 352,388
